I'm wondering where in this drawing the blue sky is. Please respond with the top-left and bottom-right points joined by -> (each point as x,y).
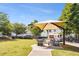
0,3 -> 65,25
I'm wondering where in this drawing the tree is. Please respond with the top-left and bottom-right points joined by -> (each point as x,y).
69,4 -> 79,40
0,12 -> 8,31
1,22 -> 14,36
59,3 -> 74,34
28,20 -> 42,38
28,20 -> 38,26
0,12 -> 14,36
13,23 -> 26,37
59,3 -> 79,40
30,26 -> 42,36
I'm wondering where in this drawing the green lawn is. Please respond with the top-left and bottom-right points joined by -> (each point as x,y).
0,39 -> 37,56
51,44 -> 79,56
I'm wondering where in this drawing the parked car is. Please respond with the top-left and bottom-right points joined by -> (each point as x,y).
16,34 -> 33,39
0,35 -> 12,40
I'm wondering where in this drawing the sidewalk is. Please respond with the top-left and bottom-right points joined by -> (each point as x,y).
28,44 -> 52,56
66,42 -> 79,48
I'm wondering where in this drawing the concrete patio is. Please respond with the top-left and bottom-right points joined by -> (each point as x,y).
28,44 -> 52,56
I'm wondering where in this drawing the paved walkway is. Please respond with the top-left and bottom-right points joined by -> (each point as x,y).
28,44 -> 52,56
28,42 -> 79,56
66,42 -> 79,48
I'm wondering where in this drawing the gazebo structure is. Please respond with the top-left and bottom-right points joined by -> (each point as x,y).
34,20 -> 66,45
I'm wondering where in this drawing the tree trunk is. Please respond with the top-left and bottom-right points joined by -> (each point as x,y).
75,33 -> 79,42
77,34 -> 79,42
75,34 -> 77,39
16,34 -> 18,38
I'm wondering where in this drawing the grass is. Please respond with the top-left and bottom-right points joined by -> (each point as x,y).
0,39 -> 37,56
51,44 -> 79,56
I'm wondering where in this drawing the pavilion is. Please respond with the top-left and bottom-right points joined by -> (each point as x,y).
34,20 -> 66,45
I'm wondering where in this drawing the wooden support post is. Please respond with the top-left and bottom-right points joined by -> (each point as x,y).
63,29 -> 65,45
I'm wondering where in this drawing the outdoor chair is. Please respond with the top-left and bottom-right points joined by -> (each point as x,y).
43,39 -> 50,46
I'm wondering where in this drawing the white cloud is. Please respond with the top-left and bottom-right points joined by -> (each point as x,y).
16,4 -> 55,14
40,9 -> 54,14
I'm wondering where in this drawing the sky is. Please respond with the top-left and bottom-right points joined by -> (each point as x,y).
0,3 -> 65,25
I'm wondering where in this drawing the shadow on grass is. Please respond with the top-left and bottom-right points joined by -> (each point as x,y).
0,39 -> 17,42
58,44 -> 79,52
0,38 -> 33,42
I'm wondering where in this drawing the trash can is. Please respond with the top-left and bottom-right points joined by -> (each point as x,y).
36,37 -> 45,46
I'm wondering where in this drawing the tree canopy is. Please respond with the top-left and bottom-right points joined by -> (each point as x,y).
0,12 -> 14,35
13,23 -> 26,35
59,3 -> 79,40
59,3 -> 79,34
28,20 -> 42,37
